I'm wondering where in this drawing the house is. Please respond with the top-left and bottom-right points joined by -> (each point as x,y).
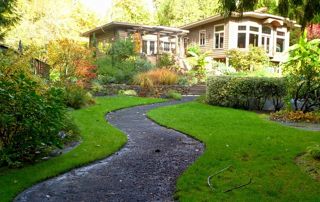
81,22 -> 189,64
82,11 -> 299,65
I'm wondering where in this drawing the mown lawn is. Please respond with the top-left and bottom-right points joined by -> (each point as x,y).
148,102 -> 320,201
0,96 -> 163,202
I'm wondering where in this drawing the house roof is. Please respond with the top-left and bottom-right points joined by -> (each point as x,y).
180,11 -> 301,30
81,21 -> 189,37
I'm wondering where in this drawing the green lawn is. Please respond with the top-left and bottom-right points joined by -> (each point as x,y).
0,96 -> 163,202
148,102 -> 320,202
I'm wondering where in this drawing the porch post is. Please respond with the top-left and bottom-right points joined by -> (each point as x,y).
156,31 -> 160,64
175,35 -> 179,57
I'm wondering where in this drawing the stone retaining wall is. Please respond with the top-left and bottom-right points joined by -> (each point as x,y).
94,84 -> 206,97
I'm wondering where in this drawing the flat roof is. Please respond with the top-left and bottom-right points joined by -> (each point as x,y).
81,21 -> 189,37
180,11 -> 300,29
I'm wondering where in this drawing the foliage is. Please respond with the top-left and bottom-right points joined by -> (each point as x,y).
5,0 -> 99,47
227,46 -> 270,71
307,145 -> 320,160
307,24 -> 320,40
270,110 -> 320,123
134,68 -> 178,87
206,76 -> 286,110
0,0 -> 18,39
155,0 -> 220,26
148,102 -> 320,201
118,90 -> 138,96
47,39 -> 96,87
0,96 -> 163,202
166,90 -> 182,100
111,0 -> 154,24
282,33 -> 320,112
96,55 -> 153,84
0,70 -> 71,166
186,44 -> 201,56
108,39 -> 136,62
187,50 -> 209,81
158,53 -> 175,68
208,60 -> 236,76
63,84 -> 95,109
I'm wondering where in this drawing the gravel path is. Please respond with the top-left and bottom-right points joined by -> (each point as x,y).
15,97 -> 204,202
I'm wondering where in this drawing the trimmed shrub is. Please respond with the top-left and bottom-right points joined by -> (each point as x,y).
206,76 -> 286,111
166,90 -> 182,100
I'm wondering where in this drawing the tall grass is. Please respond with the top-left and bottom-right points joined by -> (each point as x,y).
134,68 -> 178,87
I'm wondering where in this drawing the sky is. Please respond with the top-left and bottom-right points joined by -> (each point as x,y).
79,0 -> 155,18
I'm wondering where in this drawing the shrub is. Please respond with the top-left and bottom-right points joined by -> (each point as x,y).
206,76 -> 286,111
307,145 -> 320,160
270,110 -> 320,123
158,53 -> 175,68
118,90 -> 138,96
227,46 -> 270,71
0,72 -> 72,166
283,33 -> 320,112
166,90 -> 182,100
47,39 -> 96,86
64,84 -> 95,109
108,39 -> 135,62
96,56 -> 153,84
187,44 -> 201,56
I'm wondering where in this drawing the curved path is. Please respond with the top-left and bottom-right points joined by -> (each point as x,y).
15,97 -> 204,202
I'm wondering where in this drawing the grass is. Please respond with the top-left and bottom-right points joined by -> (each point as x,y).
0,96 -> 163,202
148,102 -> 320,201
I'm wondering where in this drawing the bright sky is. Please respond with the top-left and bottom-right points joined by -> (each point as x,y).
79,0 -> 155,18
80,0 -> 112,18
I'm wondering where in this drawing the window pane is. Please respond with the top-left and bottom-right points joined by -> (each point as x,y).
238,25 -> 246,30
220,33 -> 224,48
142,40 -> 148,53
276,38 -> 285,52
277,31 -> 285,36
150,41 -> 155,53
237,33 -> 246,48
215,33 -> 219,48
250,26 -> 259,32
262,26 -> 271,34
215,25 -> 224,32
249,33 -> 258,46
200,32 -> 206,46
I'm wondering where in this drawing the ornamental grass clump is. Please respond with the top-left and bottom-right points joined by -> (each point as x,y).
134,68 -> 178,87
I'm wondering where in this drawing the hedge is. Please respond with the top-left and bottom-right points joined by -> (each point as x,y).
206,76 -> 286,111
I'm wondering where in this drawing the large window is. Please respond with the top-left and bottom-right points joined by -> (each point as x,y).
237,25 -> 247,48
199,31 -> 206,46
214,25 -> 224,49
276,31 -> 285,52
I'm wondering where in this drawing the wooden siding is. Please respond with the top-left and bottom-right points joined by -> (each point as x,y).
185,19 -> 229,59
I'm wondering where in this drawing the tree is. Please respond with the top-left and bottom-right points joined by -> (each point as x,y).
155,0 -> 220,26
0,0 -> 18,40
111,0 -> 154,24
4,0 -> 99,47
218,0 -> 320,29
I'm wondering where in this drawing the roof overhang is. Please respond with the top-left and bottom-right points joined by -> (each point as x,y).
81,22 -> 189,37
180,11 -> 300,29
